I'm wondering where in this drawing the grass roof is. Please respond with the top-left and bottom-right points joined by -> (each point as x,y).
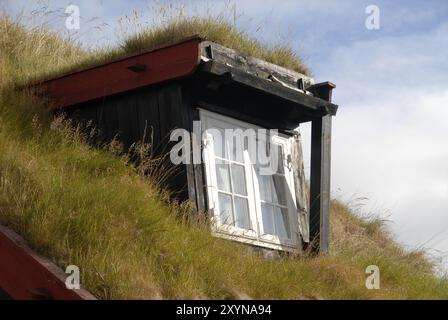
123,17 -> 310,75
5,10 -> 310,86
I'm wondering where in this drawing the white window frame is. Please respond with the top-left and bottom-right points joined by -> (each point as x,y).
200,109 -> 300,252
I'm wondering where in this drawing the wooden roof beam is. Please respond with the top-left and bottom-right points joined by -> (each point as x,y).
199,60 -> 338,117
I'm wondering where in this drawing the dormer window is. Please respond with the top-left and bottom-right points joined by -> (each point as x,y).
35,37 -> 336,254
200,110 -> 300,251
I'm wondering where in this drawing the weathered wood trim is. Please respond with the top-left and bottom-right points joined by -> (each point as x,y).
309,115 -> 332,254
291,132 -> 310,243
199,61 -> 338,116
200,41 -> 314,89
182,99 -> 199,212
306,80 -> 336,254
0,224 -> 96,300
307,81 -> 336,102
190,109 -> 207,213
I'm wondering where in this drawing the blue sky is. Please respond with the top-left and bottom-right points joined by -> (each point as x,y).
2,0 -> 448,268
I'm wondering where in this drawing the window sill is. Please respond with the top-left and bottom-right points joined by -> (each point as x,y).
211,229 -> 301,254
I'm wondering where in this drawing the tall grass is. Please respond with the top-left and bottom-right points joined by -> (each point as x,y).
122,16 -> 309,75
0,15 -> 88,85
0,9 -> 447,299
5,1 -> 309,85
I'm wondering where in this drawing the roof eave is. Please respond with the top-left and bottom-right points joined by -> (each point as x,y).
198,60 -> 338,117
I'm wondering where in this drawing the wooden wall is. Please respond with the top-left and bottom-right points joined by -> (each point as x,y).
63,82 -> 191,201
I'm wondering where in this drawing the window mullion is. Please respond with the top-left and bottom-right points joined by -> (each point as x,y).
284,139 -> 299,245
204,131 -> 220,224
244,149 -> 261,238
227,161 -> 236,226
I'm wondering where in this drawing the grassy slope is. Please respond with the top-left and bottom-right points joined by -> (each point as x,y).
0,15 -> 447,299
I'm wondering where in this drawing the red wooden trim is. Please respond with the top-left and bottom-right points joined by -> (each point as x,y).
0,224 -> 96,300
33,37 -> 202,109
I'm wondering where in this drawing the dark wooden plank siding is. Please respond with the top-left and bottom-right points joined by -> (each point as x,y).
77,101 -> 98,126
156,84 -> 190,200
62,82 -> 191,202
136,87 -> 161,149
157,84 -> 185,154
96,99 -> 118,143
116,93 -> 139,149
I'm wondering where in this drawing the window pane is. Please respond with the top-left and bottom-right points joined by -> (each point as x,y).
274,207 -> 290,239
257,173 -> 273,202
256,138 -> 269,168
234,196 -> 250,229
255,138 -> 285,175
223,133 -> 244,163
218,193 -> 234,225
275,144 -> 284,174
272,175 -> 287,206
231,164 -> 247,196
212,128 -> 225,159
257,173 -> 288,206
261,204 -> 274,235
216,163 -> 231,192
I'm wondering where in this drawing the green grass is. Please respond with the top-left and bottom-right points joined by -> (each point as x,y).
4,4 -> 309,86
0,12 -> 447,299
122,16 -> 310,75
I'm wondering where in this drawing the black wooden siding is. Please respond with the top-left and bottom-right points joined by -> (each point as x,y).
63,82 -> 191,201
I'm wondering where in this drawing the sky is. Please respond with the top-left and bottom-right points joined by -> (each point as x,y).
2,0 -> 448,268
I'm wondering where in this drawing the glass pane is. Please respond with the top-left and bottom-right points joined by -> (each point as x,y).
224,131 -> 244,163
234,135 -> 244,163
274,207 -> 290,239
255,138 -> 286,175
218,193 -> 234,225
272,175 -> 287,206
234,196 -> 251,229
231,164 -> 247,196
256,138 -> 269,168
257,173 -> 273,202
261,204 -> 274,235
212,128 -> 225,159
274,144 -> 284,174
216,163 -> 231,192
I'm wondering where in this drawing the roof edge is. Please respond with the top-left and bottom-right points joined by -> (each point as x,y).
28,36 -> 204,86
28,37 -> 202,109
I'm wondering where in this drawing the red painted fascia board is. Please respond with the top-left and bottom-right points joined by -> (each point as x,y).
0,224 -> 96,300
33,37 -> 203,109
